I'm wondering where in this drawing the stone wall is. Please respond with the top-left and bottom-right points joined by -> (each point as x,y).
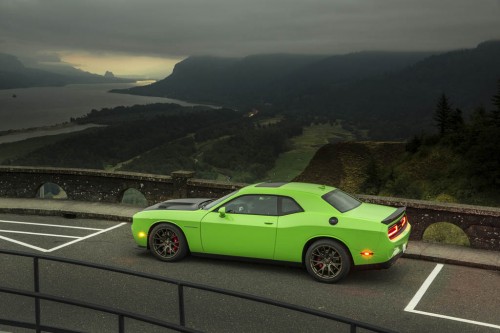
0,166 -> 174,204
0,166 -> 498,251
359,195 -> 500,251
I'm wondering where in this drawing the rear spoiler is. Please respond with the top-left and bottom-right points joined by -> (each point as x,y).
381,207 -> 406,225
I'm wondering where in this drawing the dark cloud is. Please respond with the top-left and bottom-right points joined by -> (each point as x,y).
1,0 -> 499,59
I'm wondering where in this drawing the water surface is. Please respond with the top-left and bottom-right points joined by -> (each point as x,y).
0,83 -> 210,131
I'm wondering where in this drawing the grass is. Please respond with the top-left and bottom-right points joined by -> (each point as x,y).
257,116 -> 284,126
265,150 -> 316,181
263,122 -> 356,181
422,222 -> 470,247
122,188 -> 148,207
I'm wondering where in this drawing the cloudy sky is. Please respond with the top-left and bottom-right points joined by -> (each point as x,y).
1,0 -> 499,78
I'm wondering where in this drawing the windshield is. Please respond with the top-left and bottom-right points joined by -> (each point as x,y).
322,189 -> 361,213
202,190 -> 239,210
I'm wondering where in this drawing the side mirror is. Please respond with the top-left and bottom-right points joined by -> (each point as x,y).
219,207 -> 226,218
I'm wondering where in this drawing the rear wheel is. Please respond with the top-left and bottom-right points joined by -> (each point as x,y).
305,239 -> 351,283
149,223 -> 188,262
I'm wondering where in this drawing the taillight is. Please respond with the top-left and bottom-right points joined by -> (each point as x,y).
388,224 -> 399,239
388,214 -> 408,240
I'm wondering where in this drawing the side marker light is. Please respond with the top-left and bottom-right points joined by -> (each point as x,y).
361,251 -> 374,257
138,231 -> 146,238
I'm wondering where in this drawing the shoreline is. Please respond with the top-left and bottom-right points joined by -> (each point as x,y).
0,123 -> 106,145
0,122 -> 79,137
108,89 -> 222,110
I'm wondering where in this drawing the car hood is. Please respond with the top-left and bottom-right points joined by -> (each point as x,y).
144,198 -> 212,211
342,202 -> 398,223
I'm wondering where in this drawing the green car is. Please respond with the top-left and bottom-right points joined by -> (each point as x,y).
132,182 -> 411,283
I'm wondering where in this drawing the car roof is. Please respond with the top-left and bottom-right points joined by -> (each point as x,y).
241,182 -> 336,196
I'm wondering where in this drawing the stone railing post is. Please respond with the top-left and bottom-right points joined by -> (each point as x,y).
171,170 -> 195,198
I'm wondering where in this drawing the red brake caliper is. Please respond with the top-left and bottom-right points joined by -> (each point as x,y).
314,256 -> 323,269
172,235 -> 179,253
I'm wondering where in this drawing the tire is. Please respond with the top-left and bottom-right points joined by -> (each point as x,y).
305,239 -> 351,283
149,223 -> 188,262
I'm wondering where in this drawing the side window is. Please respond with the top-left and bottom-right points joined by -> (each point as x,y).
224,195 -> 278,216
280,197 -> 303,215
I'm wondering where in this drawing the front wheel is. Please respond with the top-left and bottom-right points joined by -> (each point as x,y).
305,239 -> 351,283
149,223 -> 188,262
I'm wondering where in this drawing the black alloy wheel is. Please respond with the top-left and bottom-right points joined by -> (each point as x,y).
305,239 -> 351,283
149,223 -> 188,262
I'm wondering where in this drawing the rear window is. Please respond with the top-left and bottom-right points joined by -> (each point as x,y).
322,189 -> 361,213
280,197 -> 303,215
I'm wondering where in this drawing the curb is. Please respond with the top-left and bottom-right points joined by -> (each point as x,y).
403,252 -> 500,271
0,207 -> 132,223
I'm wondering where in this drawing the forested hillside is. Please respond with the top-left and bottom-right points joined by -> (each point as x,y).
6,105 -> 239,169
294,142 -> 405,194
301,41 -> 500,138
114,54 -> 326,104
115,41 -> 500,139
296,82 -> 500,207
2,103 -> 308,182
116,51 -> 432,106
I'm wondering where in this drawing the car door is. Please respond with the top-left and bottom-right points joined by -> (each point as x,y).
200,195 -> 278,259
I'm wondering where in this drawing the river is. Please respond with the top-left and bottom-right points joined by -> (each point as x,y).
0,82 -> 214,132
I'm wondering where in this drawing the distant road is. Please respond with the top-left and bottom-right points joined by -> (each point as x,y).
0,124 -> 106,144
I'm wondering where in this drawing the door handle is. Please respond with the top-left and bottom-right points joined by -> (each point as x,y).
264,222 -> 274,225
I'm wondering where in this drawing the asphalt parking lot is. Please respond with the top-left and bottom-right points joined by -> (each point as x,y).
0,214 -> 499,333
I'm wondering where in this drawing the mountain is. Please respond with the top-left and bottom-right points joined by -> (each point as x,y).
270,51 -> 436,99
0,53 -> 133,90
0,54 -> 25,72
117,54 -> 326,104
104,71 -> 115,78
31,61 -> 104,78
115,41 -> 500,138
298,40 -> 500,138
116,52 -> 432,105
0,53 -> 68,89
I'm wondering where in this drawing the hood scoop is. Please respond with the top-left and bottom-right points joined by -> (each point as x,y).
144,198 -> 211,211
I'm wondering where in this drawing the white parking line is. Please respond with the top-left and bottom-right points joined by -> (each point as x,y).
405,263 -> 444,311
0,234 -> 48,252
47,223 -> 126,252
405,263 -> 500,330
0,220 -> 126,253
0,230 -> 80,238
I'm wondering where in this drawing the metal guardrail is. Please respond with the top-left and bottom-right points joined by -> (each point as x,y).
0,249 -> 397,333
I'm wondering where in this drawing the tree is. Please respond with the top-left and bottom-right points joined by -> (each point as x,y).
491,79 -> 500,124
492,79 -> 500,110
406,134 -> 422,153
361,158 -> 382,195
434,94 -> 452,135
471,105 -> 486,123
449,108 -> 464,132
